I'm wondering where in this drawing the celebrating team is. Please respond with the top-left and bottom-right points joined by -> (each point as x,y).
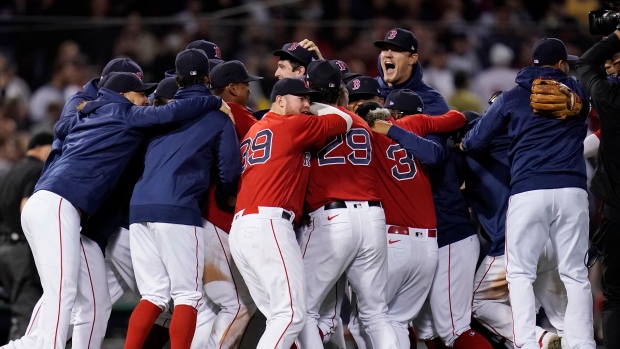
4,25 -> 597,349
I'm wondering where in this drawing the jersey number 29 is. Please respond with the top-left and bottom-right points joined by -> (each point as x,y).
318,128 -> 371,166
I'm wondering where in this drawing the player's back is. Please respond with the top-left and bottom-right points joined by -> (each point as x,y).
130,85 -> 240,227
305,107 -> 381,212
236,110 -> 347,219
372,131 -> 435,229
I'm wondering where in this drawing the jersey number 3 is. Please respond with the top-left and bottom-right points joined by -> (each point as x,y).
240,129 -> 273,172
386,144 -> 417,180
318,128 -> 371,166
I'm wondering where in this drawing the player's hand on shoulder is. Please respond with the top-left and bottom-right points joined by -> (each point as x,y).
299,39 -> 324,60
371,120 -> 393,135
219,101 -> 235,124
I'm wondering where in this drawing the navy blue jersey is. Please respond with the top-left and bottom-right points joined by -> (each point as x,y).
462,67 -> 589,195
35,88 -> 222,216
455,122 -> 511,257
377,61 -> 476,247
130,84 -> 241,227
43,79 -> 100,174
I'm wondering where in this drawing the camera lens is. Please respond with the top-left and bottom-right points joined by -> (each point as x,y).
589,9 -> 620,35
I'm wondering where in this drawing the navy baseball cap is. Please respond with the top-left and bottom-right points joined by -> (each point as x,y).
331,60 -> 361,81
153,77 -> 178,99
270,78 -> 321,102
210,60 -> 263,89
99,58 -> 143,88
385,89 -> 424,115
273,42 -> 319,66
102,72 -> 157,94
306,60 -> 342,89
346,76 -> 381,100
209,59 -> 225,72
532,38 -> 579,66
176,48 -> 210,77
187,40 -> 222,60
374,28 -> 418,54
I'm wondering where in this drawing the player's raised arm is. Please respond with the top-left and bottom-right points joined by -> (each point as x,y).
462,92 -> 510,152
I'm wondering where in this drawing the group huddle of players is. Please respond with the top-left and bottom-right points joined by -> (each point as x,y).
4,26 -> 599,349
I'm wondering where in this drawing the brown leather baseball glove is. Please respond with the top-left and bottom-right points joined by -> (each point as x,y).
530,78 -> 583,120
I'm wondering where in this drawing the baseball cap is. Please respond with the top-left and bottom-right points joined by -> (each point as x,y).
532,37 -> 579,66
331,60 -> 361,81
385,89 -> 424,115
102,72 -> 158,94
374,28 -> 418,54
153,77 -> 178,99
176,48 -> 210,77
273,42 -> 319,66
346,76 -> 381,100
209,59 -> 225,72
27,132 -> 53,150
210,60 -> 263,89
306,60 -> 342,89
187,40 -> 222,60
270,78 -> 321,102
99,58 -> 143,88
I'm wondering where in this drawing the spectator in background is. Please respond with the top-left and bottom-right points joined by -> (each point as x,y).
0,132 -> 53,341
28,62 -> 66,125
447,29 -> 481,76
472,43 -> 518,107
61,55 -> 90,101
0,53 -> 30,103
424,46 -> 455,98
448,71 -> 482,113
114,13 -> 158,69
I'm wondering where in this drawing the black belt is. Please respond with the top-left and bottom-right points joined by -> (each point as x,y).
324,201 -> 382,210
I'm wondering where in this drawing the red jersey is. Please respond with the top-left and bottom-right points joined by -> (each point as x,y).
374,111 -> 465,228
305,107 -> 382,212
235,111 -> 348,219
202,102 -> 258,233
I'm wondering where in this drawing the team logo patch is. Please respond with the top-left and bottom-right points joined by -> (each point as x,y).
334,60 -> 347,71
289,42 -> 299,51
214,46 -> 221,59
134,72 -> 143,81
388,30 -> 397,40
352,79 -> 361,90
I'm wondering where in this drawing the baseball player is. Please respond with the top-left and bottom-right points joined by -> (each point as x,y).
203,60 -> 262,348
349,91 -> 466,349
229,78 -> 352,348
462,37 -> 596,349
20,72 -> 223,349
346,76 -> 384,113
273,42 -> 319,79
125,49 -> 240,349
453,109 -> 567,349
297,60 -> 398,349
375,27 -> 492,349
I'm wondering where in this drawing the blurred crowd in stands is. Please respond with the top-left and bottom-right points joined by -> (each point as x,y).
0,0 -> 603,176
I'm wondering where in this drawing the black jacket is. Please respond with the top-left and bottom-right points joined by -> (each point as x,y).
576,33 -> 620,209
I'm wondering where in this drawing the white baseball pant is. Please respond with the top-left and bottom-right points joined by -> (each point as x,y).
297,201 -> 398,349
1,235 -> 110,349
130,222 -> 204,311
20,190 -> 108,349
203,220 -> 256,349
414,234 -> 480,346
229,207 -> 306,349
472,242 -> 567,348
506,188 -> 595,349
349,225 -> 438,349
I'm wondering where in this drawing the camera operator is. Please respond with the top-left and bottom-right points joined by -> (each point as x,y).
576,29 -> 620,349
